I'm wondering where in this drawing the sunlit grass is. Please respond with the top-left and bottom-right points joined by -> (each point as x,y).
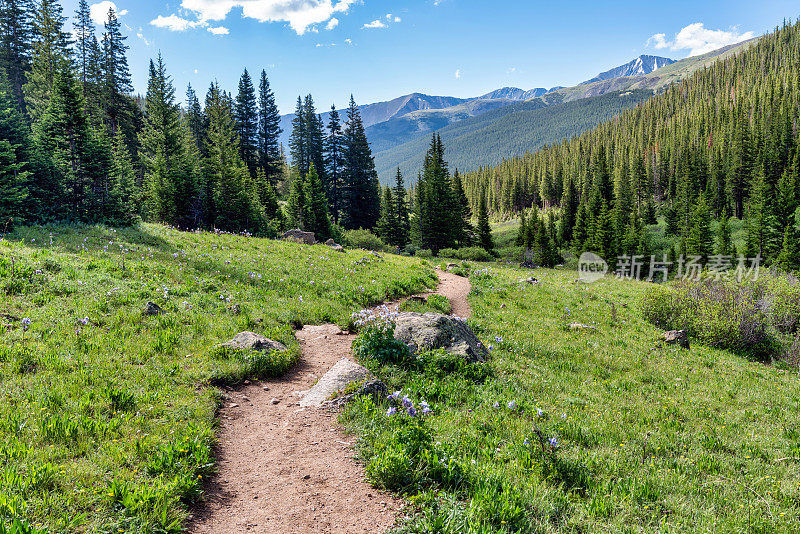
0,223 -> 436,532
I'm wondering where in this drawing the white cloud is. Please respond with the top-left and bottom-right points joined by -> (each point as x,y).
170,0 -> 356,35
454,69 -> 461,79
194,68 -> 199,74
326,17 -> 339,30
89,1 -> 126,25
150,14 -> 201,31
344,38 -> 352,44
136,27 -> 150,46
363,19 -> 387,29
646,23 -> 755,57
207,26 -> 229,34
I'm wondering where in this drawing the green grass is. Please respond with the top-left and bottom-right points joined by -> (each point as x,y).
0,223 -> 436,532
343,266 -> 800,532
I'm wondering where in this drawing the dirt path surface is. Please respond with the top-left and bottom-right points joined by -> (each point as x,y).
189,269 -> 471,533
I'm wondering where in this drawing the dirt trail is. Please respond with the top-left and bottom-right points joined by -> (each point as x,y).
189,270 -> 470,533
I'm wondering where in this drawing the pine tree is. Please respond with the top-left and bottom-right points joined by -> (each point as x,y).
686,194 -> 713,261
477,195 -> 493,252
559,176 -> 577,244
33,67 -> 93,220
0,0 -> 33,112
101,7 -> 132,137
73,0 -> 93,99
342,95 -> 380,230
451,169 -> 473,246
376,186 -> 397,245
287,169 -> 306,229
185,84 -> 204,147
204,81 -> 264,233
744,171 -> 781,261
393,168 -> 410,248
415,134 -> 458,252
289,96 -> 307,177
24,0 -> 71,121
235,68 -> 258,177
257,70 -> 282,184
304,94 -> 325,186
107,129 -> 137,225
716,215 -> 734,256
302,163 -> 330,240
776,222 -> 800,272
139,55 -> 198,227
0,80 -> 29,224
324,104 -> 346,223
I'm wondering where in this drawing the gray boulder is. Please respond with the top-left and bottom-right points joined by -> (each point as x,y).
300,358 -> 372,407
663,330 -> 690,349
219,331 -> 287,353
281,228 -> 316,245
325,238 -> 345,252
393,312 -> 488,363
143,301 -> 164,316
323,379 -> 389,410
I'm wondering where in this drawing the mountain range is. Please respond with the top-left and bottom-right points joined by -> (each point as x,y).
279,45 -> 756,183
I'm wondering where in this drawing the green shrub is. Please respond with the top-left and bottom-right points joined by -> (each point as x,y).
438,248 -> 458,259
352,323 -> 411,365
416,249 -> 433,259
343,229 -> 386,252
453,247 -> 493,262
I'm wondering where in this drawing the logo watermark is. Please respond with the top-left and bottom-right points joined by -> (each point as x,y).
578,252 -> 608,283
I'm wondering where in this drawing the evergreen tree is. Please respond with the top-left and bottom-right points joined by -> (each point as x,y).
451,170 -> 473,246
24,0 -> 71,121
235,68 -> 258,177
107,129 -> 137,225
302,163 -> 330,239
303,94 -> 325,186
185,83 -> 204,147
101,7 -> 132,136
776,222 -> 800,272
477,195 -> 493,253
342,95 -> 380,230
0,80 -> 29,224
686,194 -> 713,261
376,186 -> 398,245
324,104 -> 346,223
139,55 -> 198,227
393,168 -> 410,248
744,171 -> 781,261
289,96 -> 307,177
0,0 -> 33,112
204,81 -> 263,233
73,0 -> 93,99
716,215 -> 734,256
257,70 -> 282,184
415,134 -> 458,252
559,176 -> 577,244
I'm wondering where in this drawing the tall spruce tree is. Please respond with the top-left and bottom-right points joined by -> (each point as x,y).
301,163 -> 330,239
24,0 -> 72,121
101,7 -> 132,136
289,96 -> 307,177
477,195 -> 493,253
415,134 -> 458,253
324,104 -> 345,223
73,0 -> 93,99
0,0 -> 33,112
0,80 -> 29,224
376,186 -> 397,245
234,68 -> 258,177
342,95 -> 380,230
139,55 -> 198,227
185,83 -> 204,147
393,168 -> 410,248
257,70 -> 282,184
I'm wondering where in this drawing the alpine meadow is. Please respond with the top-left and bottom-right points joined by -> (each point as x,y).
1,0 -> 800,533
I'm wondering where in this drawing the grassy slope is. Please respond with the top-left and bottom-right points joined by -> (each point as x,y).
0,224 -> 436,532
344,265 -> 800,532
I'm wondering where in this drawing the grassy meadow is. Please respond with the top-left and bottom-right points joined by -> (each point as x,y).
0,223 -> 436,532
344,266 -> 800,533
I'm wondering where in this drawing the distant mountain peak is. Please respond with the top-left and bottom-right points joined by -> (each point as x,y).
582,54 -> 676,85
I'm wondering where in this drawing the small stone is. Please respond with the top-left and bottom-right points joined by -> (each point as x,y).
230,403 -> 239,408
262,386 -> 270,391
270,398 -> 280,405
143,301 -> 164,316
663,330 -> 690,349
303,474 -> 311,480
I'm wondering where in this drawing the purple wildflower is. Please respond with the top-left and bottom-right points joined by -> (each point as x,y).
386,407 -> 397,417
549,437 -> 558,448
407,406 -> 417,417
401,395 -> 413,408
507,401 -> 516,409
21,318 -> 30,331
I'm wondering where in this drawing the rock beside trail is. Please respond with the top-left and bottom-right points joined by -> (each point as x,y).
325,238 -> 345,252
568,323 -> 597,332
323,379 -> 389,410
281,228 -> 316,245
143,301 -> 164,316
663,330 -> 690,349
300,358 -> 372,408
393,312 -> 488,363
219,331 -> 287,353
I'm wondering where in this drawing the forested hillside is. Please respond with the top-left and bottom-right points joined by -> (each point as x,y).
462,20 -> 800,271
374,89 -> 654,182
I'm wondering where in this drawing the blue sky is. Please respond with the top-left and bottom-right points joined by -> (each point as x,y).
63,0 -> 799,114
